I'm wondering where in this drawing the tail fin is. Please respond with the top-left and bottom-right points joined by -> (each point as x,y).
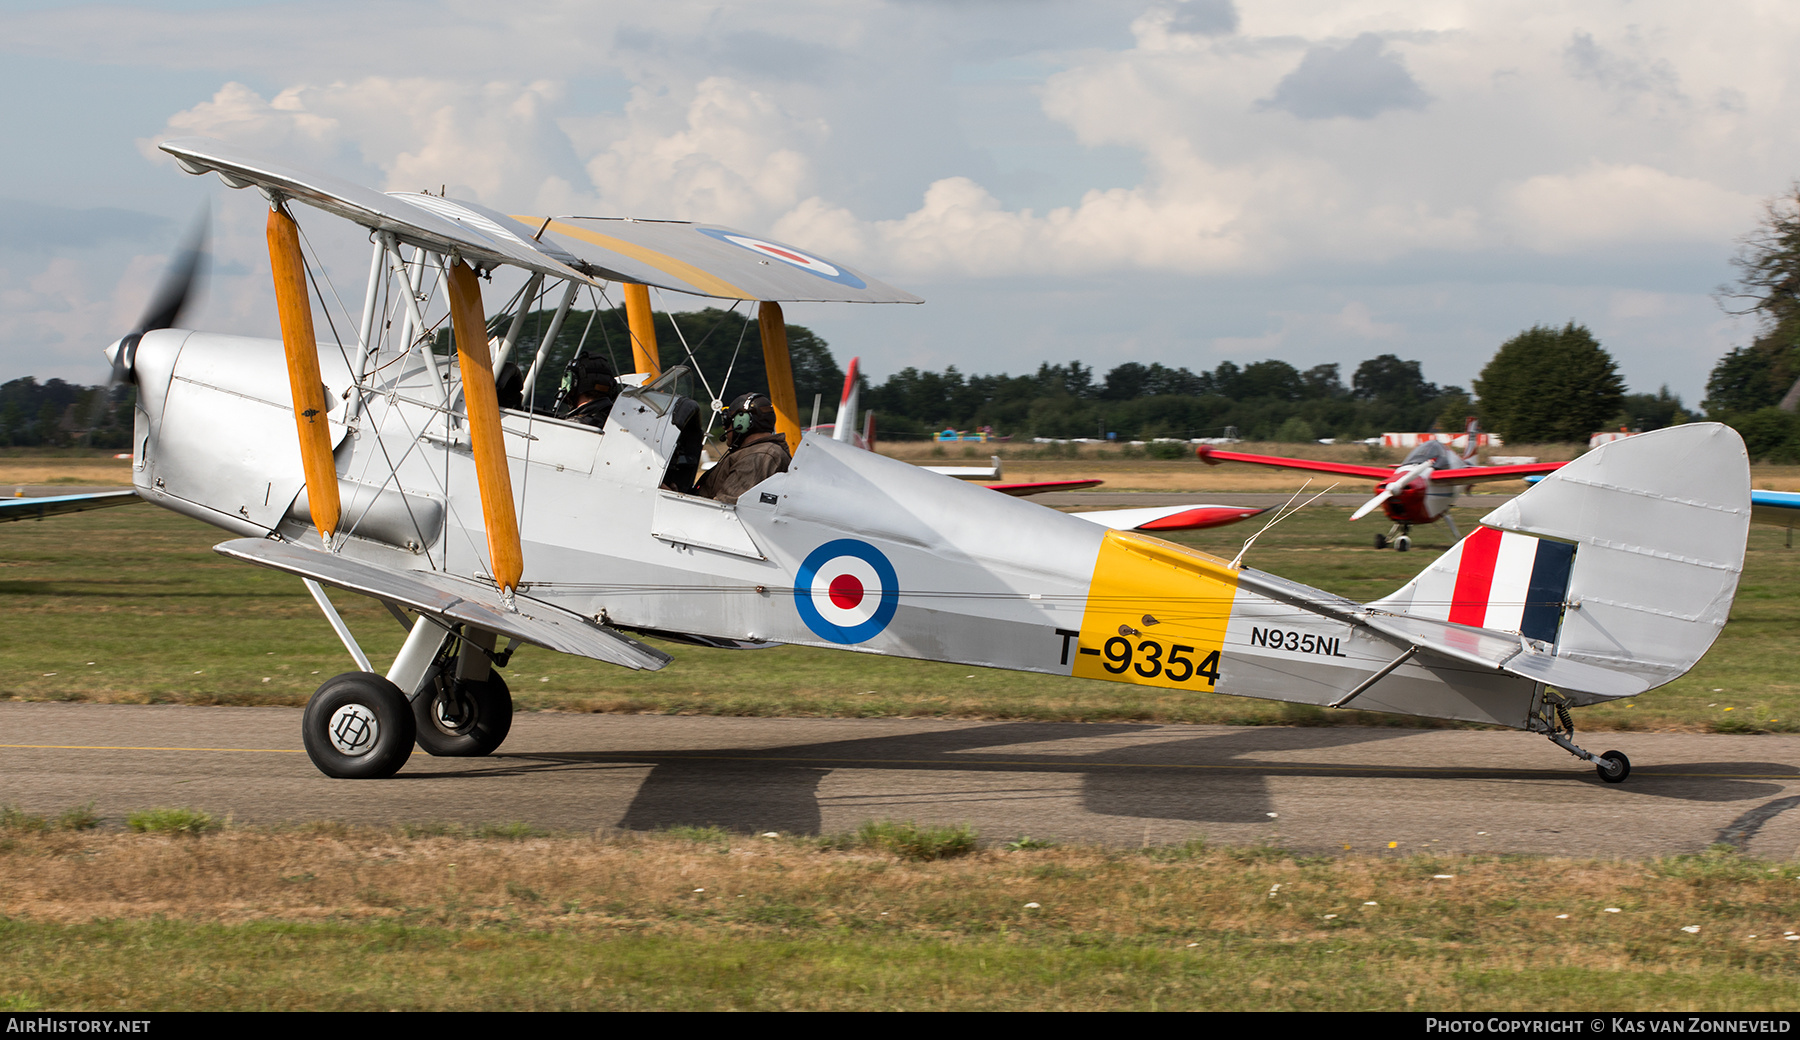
1372,423 -> 1749,698
833,357 -> 860,444
1460,416 -> 1480,463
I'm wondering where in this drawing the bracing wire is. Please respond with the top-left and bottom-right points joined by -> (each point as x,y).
1229,481 -> 1340,570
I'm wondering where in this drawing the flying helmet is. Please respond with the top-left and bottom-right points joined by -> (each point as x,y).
560,353 -> 617,400
722,392 -> 778,439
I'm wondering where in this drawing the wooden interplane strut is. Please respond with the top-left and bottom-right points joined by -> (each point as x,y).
265,205 -> 340,546
757,301 -> 801,452
445,260 -> 524,596
622,283 -> 661,379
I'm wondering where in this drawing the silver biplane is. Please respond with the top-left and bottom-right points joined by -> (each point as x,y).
112,138 -> 1749,783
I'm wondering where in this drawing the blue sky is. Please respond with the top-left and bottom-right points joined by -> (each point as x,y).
0,0 -> 1790,406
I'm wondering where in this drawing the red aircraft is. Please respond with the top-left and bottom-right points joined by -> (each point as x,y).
1196,424 -> 1566,550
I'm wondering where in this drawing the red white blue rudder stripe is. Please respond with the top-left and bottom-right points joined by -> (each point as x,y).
1371,526 -> 1576,644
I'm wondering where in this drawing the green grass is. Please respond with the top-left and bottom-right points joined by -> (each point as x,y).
3,501 -> 1797,731
1,803 -> 98,834
844,820 -> 980,861
125,807 -> 222,835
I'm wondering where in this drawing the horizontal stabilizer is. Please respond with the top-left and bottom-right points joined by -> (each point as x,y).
215,537 -> 670,671
1363,612 -> 1653,698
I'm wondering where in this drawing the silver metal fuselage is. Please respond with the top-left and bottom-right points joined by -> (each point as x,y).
128,328 -> 1543,729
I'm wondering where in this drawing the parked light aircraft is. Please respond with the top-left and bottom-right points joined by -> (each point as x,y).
2,489 -> 139,522
114,138 -> 1748,785
1197,424 -> 1567,551
818,356 -> 1268,531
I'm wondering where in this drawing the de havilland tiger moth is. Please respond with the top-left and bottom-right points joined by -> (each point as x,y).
105,137 -> 1750,783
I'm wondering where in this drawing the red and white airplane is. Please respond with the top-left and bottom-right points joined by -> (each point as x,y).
817,357 -> 1267,532
1196,422 -> 1566,550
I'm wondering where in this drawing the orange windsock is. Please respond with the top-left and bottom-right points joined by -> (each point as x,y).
445,260 -> 523,595
266,205 -> 340,545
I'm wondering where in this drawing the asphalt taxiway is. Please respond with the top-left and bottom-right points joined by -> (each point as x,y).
4,703 -> 1797,858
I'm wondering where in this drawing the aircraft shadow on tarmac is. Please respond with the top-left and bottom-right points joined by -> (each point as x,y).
398,722 -> 1797,836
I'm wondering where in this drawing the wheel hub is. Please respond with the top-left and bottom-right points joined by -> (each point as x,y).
327,703 -> 381,756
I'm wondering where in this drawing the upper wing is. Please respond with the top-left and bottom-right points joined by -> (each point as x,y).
523,218 -> 923,304
1195,446 -> 1394,480
0,490 -> 140,524
1428,461 -> 1566,484
161,137 -> 596,284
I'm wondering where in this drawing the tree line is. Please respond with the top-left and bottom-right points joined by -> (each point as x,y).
1698,185 -> 1800,461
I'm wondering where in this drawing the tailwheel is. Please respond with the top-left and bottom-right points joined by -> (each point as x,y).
1597,750 -> 1630,784
414,672 -> 513,757
302,672 -> 416,779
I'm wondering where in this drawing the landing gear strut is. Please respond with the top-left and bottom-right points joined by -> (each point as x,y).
1530,687 -> 1631,783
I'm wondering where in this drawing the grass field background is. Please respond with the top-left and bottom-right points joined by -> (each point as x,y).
2,470 -> 1794,732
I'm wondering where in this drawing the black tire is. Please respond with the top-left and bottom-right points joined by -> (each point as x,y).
1374,533 -> 1388,550
1395,535 -> 1411,553
1597,750 -> 1631,784
414,672 -> 513,757
301,672 -> 416,779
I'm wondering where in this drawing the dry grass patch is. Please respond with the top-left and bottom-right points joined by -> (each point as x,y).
2,823 -> 1800,1009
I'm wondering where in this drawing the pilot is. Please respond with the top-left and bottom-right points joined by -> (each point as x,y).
693,392 -> 790,505
559,354 -> 618,429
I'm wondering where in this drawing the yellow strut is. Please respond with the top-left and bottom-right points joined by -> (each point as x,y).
266,206 -> 340,546
757,301 -> 801,453
621,282 -> 661,379
445,260 -> 524,596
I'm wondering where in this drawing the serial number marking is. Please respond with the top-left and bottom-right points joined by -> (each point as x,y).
1098,637 -> 1220,686
1249,626 -> 1350,658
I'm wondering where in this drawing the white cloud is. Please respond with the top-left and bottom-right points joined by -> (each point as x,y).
583,77 -> 825,226
147,78 -> 588,213
1504,164 -> 1760,253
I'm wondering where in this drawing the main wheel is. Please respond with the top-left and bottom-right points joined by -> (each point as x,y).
301,672 -> 416,779
1394,535 -> 1411,553
1597,750 -> 1631,784
1374,533 -> 1389,549
414,672 -> 513,757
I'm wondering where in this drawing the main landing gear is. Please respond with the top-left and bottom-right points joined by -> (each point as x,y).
1530,688 -> 1631,783
299,613 -> 516,779
1374,525 -> 1412,552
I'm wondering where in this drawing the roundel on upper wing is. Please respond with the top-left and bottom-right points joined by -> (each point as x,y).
695,227 -> 868,289
794,539 -> 898,644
